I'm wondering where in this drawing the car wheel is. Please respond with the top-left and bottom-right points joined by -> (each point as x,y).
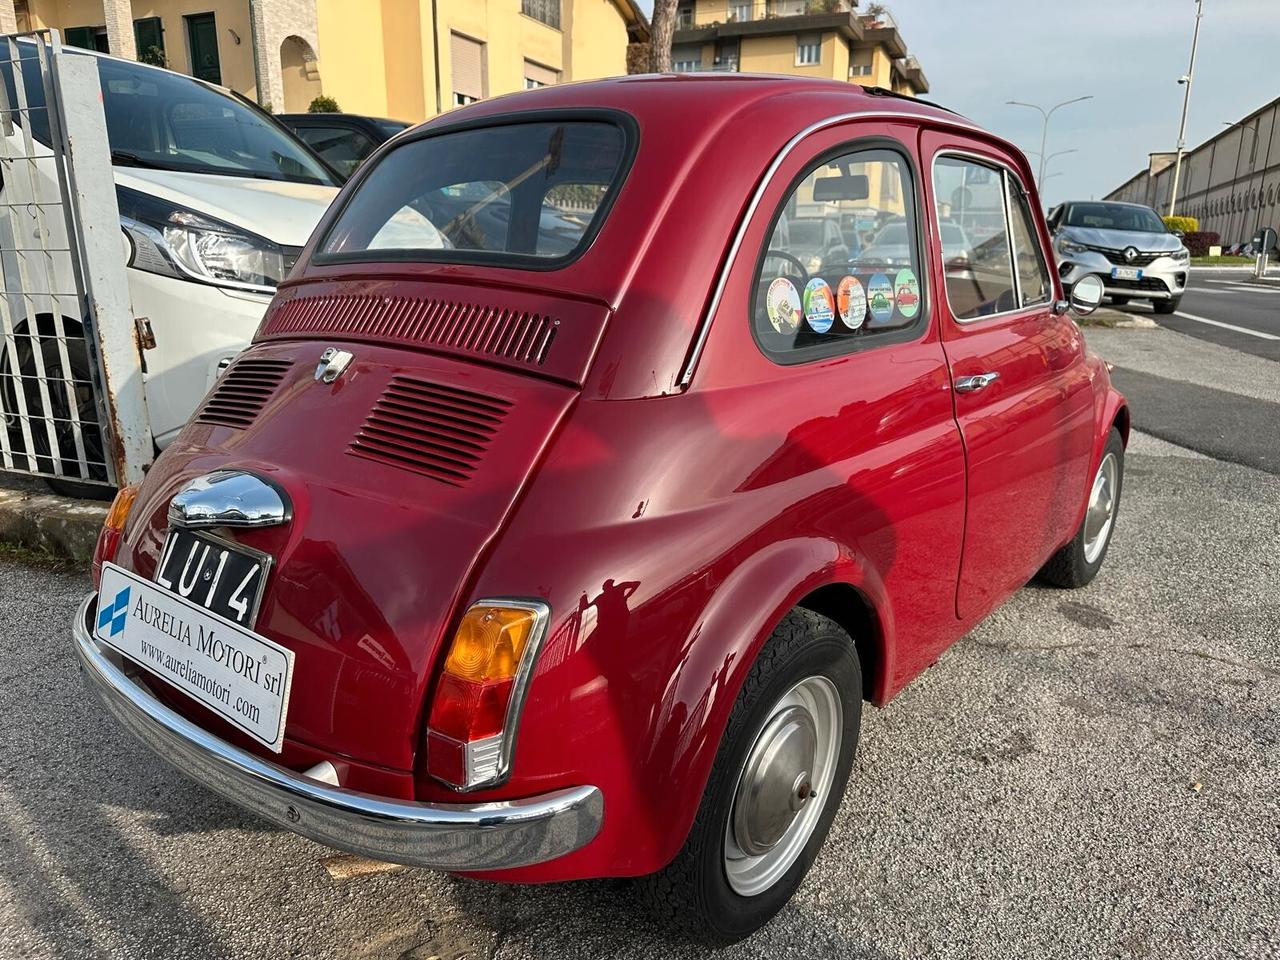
1152,297 -> 1181,315
1109,296 -> 1130,306
1038,428 -> 1124,588
4,325 -> 114,500
638,608 -> 861,945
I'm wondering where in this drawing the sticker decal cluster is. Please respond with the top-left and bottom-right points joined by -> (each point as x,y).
837,276 -> 867,330
867,273 -> 895,326
895,268 -> 921,319
803,278 -> 835,333
766,277 -> 802,333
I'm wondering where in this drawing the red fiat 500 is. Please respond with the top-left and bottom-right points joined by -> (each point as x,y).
75,76 -> 1125,944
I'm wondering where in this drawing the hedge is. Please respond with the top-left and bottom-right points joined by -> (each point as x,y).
1181,231 -> 1220,256
1163,215 -> 1199,234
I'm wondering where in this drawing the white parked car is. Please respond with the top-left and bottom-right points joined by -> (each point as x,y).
0,45 -> 340,495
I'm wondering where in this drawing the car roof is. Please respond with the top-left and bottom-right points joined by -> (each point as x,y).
278,113 -> 406,125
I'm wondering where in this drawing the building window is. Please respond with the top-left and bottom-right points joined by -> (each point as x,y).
729,2 -> 751,21
524,59 -> 560,89
133,17 -> 165,66
849,63 -> 872,77
676,4 -> 694,29
521,0 -> 561,29
672,44 -> 702,72
796,34 -> 821,66
450,32 -> 486,107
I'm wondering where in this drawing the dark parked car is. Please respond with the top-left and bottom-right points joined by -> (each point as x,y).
278,112 -> 410,178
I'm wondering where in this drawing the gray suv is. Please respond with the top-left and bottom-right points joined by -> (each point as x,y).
1047,201 -> 1190,314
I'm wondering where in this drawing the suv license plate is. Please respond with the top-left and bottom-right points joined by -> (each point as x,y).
156,528 -> 270,629
1111,266 -> 1143,281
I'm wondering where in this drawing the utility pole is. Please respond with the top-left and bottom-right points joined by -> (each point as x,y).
1168,0 -> 1205,217
1006,97 -> 1093,191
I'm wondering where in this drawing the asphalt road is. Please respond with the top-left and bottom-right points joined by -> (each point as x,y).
1118,267 -> 1280,363
2,370 -> 1279,956
1101,267 -> 1280,475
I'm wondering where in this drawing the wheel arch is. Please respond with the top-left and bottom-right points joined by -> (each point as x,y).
794,581 -> 890,705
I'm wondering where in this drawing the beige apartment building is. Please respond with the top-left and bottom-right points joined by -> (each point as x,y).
671,0 -> 928,97
2,0 -> 648,120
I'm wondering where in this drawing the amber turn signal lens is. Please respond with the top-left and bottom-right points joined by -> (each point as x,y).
92,484 -> 139,590
443,606 -> 537,682
104,485 -> 139,531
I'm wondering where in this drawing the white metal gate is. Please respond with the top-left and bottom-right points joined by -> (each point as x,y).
0,30 -> 150,492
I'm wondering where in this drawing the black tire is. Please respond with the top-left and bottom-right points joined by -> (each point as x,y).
638,608 -> 861,946
1109,296 -> 1130,306
1152,297 -> 1181,315
1039,428 -> 1124,588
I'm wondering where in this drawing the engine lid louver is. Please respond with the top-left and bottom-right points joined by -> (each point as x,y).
349,375 -> 511,486
194,357 -> 293,430
265,294 -> 558,367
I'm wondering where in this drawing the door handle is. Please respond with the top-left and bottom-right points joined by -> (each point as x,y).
954,372 -> 1000,393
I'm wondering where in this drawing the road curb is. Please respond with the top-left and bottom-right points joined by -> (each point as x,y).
0,486 -> 105,562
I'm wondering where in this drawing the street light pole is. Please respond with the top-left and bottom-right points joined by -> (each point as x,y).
1007,96 -> 1094,191
1024,147 -> 1079,186
1168,0 -> 1206,217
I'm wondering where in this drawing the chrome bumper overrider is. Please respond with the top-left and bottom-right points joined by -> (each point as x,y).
72,593 -> 602,871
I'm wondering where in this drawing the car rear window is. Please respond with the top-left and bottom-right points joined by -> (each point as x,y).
316,119 -> 630,268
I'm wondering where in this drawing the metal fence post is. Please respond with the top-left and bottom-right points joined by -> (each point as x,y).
51,47 -> 150,485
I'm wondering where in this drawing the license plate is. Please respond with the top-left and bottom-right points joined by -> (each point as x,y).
156,527 -> 269,629
95,562 -> 295,751
1111,266 -> 1143,281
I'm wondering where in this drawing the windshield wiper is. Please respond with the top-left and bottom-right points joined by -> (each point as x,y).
111,150 -> 170,171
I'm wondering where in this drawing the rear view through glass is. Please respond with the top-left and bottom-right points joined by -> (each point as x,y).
317,120 -> 630,267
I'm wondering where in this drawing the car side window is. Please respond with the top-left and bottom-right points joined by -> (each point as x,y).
933,156 -> 1018,320
752,147 -> 925,358
296,125 -> 376,178
1009,186 -> 1052,307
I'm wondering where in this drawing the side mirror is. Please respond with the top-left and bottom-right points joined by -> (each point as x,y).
1173,229 -> 1185,238
1068,274 -> 1105,316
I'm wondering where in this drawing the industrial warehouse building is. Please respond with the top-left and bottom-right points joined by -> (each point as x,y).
1105,93 -> 1280,247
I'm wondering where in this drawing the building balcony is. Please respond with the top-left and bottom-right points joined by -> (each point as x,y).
673,1 -> 865,45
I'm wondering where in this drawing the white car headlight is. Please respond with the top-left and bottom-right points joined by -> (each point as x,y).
1057,237 -> 1089,256
117,185 -> 286,292
1172,247 -> 1190,264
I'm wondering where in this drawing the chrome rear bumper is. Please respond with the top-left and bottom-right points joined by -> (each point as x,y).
72,593 -> 602,871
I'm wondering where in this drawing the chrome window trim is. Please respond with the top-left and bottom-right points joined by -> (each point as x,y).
1005,171 -> 1054,309
678,108 -> 984,387
929,147 -> 1053,326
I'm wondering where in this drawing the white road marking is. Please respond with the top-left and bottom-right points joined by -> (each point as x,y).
1173,310 -> 1280,340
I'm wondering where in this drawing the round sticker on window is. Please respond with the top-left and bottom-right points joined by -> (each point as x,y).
836,276 -> 867,330
867,273 -> 895,326
766,277 -> 802,333
895,269 -> 921,319
803,278 -> 835,333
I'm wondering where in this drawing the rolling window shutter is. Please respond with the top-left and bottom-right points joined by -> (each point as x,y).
450,33 -> 485,101
523,59 -> 558,88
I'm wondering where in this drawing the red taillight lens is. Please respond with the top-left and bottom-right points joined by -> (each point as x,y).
426,602 -> 547,790
91,485 -> 138,589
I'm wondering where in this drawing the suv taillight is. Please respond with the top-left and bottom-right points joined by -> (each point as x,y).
426,600 -> 549,790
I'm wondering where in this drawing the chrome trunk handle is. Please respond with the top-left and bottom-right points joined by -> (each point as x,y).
169,470 -> 291,529
954,372 -> 1000,393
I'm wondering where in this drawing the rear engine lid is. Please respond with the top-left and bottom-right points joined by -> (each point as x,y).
124,339 -> 578,771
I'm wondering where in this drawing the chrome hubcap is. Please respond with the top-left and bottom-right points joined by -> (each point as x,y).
1083,452 -> 1118,564
725,676 -> 841,897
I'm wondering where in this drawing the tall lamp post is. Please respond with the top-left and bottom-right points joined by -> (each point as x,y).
1007,96 -> 1093,190
1024,147 -> 1079,196
1168,0 -> 1206,217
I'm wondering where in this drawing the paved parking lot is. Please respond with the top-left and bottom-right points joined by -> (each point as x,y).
2,321 -> 1278,959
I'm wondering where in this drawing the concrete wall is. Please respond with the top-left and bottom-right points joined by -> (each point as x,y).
1104,98 -> 1280,246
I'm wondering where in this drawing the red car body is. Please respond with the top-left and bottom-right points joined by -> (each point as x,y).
81,77 -> 1126,891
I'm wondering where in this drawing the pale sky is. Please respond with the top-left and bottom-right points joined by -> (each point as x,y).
635,0 -> 1279,208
